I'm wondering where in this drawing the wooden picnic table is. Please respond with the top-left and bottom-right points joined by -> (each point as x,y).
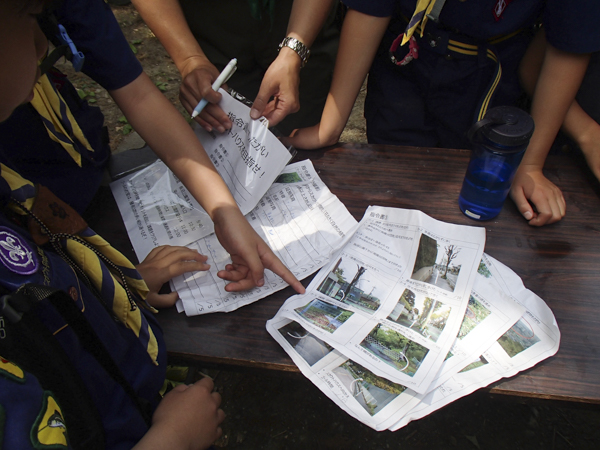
91,143 -> 600,404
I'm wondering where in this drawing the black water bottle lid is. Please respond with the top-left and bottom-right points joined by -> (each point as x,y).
480,106 -> 535,147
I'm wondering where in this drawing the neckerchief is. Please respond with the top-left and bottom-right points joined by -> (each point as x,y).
0,164 -> 159,364
29,73 -> 93,167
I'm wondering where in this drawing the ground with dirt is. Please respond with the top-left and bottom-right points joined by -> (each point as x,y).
65,5 -> 598,449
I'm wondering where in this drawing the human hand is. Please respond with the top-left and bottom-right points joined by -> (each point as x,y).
250,50 -> 301,128
509,164 -> 566,226
212,205 -> 305,294
179,57 -> 233,134
134,377 -> 225,450
136,245 -> 210,308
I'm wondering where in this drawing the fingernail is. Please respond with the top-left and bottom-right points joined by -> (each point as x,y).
257,278 -> 264,286
217,126 -> 226,133
524,211 -> 533,220
204,126 -> 212,132
250,108 -> 260,120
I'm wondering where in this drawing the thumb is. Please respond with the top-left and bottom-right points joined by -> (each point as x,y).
510,187 -> 534,221
146,291 -> 179,309
251,86 -> 272,120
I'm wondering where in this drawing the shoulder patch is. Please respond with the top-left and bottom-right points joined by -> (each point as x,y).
31,391 -> 68,448
0,356 -> 25,383
0,226 -> 38,275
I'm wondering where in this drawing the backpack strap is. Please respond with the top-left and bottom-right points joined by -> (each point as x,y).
0,285 -> 106,449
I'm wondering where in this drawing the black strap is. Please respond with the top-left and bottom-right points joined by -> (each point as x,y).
0,288 -> 106,449
42,286 -> 154,426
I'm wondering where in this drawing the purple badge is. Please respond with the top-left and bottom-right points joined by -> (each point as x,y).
0,226 -> 38,275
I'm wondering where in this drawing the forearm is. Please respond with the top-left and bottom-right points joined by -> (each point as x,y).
131,0 -> 209,76
319,9 -> 389,142
286,0 -> 336,47
109,73 -> 237,217
522,44 -> 590,169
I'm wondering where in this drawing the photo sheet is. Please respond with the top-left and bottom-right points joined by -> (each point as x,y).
270,206 -> 486,394
267,252 -> 560,431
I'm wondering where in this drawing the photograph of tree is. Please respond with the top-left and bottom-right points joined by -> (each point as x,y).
279,321 -> 334,366
410,234 -> 463,292
316,257 -> 386,314
295,299 -> 354,333
497,317 -> 540,358
332,360 -> 407,416
387,289 -> 451,343
456,295 -> 492,339
360,323 -> 429,376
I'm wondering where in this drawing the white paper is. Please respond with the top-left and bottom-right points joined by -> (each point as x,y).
268,251 -> 561,431
110,89 -> 293,261
172,160 -> 359,315
273,206 -> 486,394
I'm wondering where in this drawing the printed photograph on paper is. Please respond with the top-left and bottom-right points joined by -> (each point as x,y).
477,260 -> 492,278
387,289 -> 451,343
278,321 -> 334,366
459,355 -> 489,373
316,257 -> 387,314
456,295 -> 492,340
274,172 -> 302,184
359,323 -> 429,376
331,360 -> 407,416
497,317 -> 540,358
295,299 -> 354,333
410,234 -> 463,292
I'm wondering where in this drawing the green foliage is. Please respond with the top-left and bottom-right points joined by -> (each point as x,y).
77,88 -> 96,103
129,39 -> 142,54
413,234 -> 438,273
478,261 -> 492,278
118,116 -> 133,135
155,81 -> 169,92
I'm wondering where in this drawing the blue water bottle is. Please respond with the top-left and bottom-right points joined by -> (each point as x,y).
459,106 -> 534,221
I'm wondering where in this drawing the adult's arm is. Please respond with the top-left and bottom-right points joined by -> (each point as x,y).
131,0 -> 230,133
284,9 -> 389,149
249,0 -> 337,127
510,37 -> 590,226
110,72 -> 305,293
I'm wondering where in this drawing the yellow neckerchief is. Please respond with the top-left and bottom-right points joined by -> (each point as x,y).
402,0 -> 446,46
29,73 -> 94,167
1,164 -> 159,364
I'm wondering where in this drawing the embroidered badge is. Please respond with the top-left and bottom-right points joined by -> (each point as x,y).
493,0 -> 514,21
32,391 -> 68,448
0,226 -> 38,275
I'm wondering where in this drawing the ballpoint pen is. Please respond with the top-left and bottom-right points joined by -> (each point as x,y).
191,58 -> 238,118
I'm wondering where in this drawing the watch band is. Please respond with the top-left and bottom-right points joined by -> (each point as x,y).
278,37 -> 310,68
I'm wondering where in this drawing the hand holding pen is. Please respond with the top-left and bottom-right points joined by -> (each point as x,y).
191,58 -> 238,118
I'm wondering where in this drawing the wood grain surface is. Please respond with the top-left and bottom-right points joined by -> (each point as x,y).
90,143 -> 600,403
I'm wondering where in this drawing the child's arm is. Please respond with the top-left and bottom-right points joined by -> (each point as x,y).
249,0 -> 337,128
133,377 -> 225,450
131,0 -> 230,134
521,29 -> 600,183
110,72 -> 305,294
284,9 -> 390,149
510,37 -> 590,226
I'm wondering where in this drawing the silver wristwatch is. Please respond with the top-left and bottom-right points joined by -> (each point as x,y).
278,37 -> 310,68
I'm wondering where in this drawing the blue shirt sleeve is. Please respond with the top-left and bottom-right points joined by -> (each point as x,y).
343,0 -> 398,17
54,0 -> 143,90
544,0 -> 600,53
